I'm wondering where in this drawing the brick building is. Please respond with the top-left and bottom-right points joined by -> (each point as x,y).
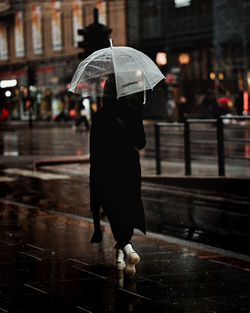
0,0 -> 126,120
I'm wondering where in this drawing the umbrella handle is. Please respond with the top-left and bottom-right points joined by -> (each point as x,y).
143,75 -> 146,105
143,89 -> 146,105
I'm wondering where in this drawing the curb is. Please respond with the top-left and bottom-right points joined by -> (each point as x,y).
34,155 -> 90,169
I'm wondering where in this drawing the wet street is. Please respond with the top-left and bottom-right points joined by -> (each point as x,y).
0,166 -> 250,256
0,123 -> 250,312
1,121 -> 250,177
1,197 -> 250,313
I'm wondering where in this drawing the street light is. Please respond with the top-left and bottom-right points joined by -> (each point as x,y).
179,53 -> 190,64
156,52 -> 167,66
210,72 -> 216,80
218,72 -> 224,80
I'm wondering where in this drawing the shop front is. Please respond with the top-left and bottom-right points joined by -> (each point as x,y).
0,58 -> 81,122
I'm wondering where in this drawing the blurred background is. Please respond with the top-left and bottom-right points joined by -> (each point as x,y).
0,0 -> 249,122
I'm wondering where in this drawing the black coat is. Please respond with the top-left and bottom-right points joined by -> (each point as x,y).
89,97 -> 146,242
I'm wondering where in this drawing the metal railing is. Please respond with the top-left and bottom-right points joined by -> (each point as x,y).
154,115 -> 250,176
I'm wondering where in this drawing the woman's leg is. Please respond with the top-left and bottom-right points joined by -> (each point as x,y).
113,224 -> 140,276
107,211 -> 140,275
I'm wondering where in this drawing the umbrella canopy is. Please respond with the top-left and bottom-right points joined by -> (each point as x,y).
69,40 -> 164,104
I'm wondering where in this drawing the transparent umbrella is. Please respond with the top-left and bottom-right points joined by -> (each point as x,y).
68,40 -> 165,104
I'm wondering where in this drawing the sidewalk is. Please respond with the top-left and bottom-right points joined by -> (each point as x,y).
1,199 -> 250,313
32,159 -> 250,255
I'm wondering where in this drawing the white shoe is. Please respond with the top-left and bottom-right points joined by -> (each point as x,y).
123,244 -> 140,276
115,249 -> 125,271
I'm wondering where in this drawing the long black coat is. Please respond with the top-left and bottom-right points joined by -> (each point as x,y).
90,97 -> 146,242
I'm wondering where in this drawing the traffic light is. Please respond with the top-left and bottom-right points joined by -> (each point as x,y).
77,28 -> 90,59
77,8 -> 112,59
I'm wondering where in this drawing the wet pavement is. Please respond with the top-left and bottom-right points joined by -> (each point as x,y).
1,199 -> 250,313
1,166 -> 250,256
1,122 -> 250,311
1,121 -> 250,177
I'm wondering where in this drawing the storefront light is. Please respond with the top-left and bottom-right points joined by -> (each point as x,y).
29,85 -> 37,92
210,72 -> 216,80
156,52 -> 167,66
5,90 -> 12,97
179,53 -> 190,64
218,72 -> 224,80
243,91 -> 248,112
51,76 -> 59,83
23,87 -> 28,95
247,71 -> 250,88
175,0 -> 191,8
0,79 -> 17,88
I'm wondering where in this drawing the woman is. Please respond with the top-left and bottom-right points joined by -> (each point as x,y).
89,77 -> 146,276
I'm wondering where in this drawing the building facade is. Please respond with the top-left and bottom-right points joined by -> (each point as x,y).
0,0 -> 126,121
126,0 -> 250,118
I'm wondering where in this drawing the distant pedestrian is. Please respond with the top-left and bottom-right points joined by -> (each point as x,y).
200,91 -> 218,118
73,99 -> 89,131
177,96 -> 188,122
166,98 -> 176,122
89,76 -> 146,276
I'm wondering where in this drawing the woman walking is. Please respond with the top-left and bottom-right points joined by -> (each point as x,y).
89,77 -> 146,276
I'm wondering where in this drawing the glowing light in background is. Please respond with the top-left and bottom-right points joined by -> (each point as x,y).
210,72 -> 215,80
218,72 -> 224,80
175,0 -> 191,8
5,90 -> 12,97
179,53 -> 190,64
243,91 -> 248,112
0,79 -> 17,88
156,52 -> 167,66
244,130 -> 250,159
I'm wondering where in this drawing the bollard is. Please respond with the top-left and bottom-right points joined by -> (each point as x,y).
184,121 -> 191,175
154,123 -> 161,175
217,117 -> 225,176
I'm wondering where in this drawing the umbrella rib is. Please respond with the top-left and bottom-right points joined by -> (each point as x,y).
110,45 -> 118,98
72,51 -> 114,87
121,49 -> 154,90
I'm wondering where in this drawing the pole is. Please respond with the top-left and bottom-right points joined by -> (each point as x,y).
243,0 -> 248,113
154,123 -> 161,175
28,90 -> 33,130
94,7 -> 98,24
184,121 -> 191,175
217,117 -> 225,176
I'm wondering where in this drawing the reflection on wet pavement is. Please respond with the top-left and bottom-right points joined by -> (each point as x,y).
3,134 -> 19,156
0,176 -> 16,182
1,125 -> 250,177
1,166 -> 250,256
0,128 -> 89,157
0,201 -> 250,313
2,168 -> 70,180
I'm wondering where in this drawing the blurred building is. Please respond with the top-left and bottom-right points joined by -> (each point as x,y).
126,0 -> 250,118
0,0 -> 126,121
